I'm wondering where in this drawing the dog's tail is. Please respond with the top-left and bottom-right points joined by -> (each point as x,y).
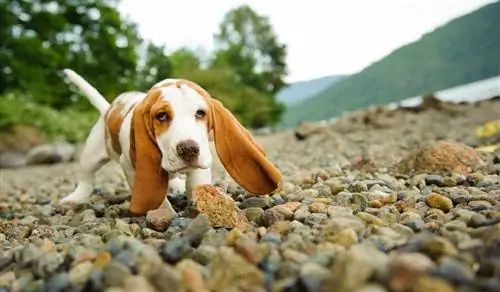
62,69 -> 110,115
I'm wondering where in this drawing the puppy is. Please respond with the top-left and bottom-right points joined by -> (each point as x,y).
60,69 -> 283,216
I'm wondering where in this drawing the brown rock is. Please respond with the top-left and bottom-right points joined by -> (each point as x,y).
391,140 -> 484,176
426,193 -> 453,213
234,236 -> 263,265
192,185 -> 244,228
146,208 -> 178,232
308,202 -> 328,213
177,259 -> 208,292
388,253 -> 436,291
209,247 -> 265,292
261,205 -> 294,227
267,221 -> 292,237
281,202 -> 301,212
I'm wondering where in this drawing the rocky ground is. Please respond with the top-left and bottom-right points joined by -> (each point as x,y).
2,97 -> 500,292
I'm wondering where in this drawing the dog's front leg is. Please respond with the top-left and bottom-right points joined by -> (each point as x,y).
185,168 -> 212,203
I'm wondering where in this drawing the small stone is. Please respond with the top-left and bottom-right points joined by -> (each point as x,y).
431,257 -> 474,285
176,259 -> 208,292
93,251 -> 112,268
425,174 -> 445,186
45,272 -> 69,292
268,221 -> 293,236
240,197 -> 267,209
293,207 -> 310,222
123,275 -> 157,292
281,202 -> 302,212
33,251 -> 65,278
209,247 -> 264,291
158,237 -> 193,264
329,228 -> 359,248
19,215 -> 39,226
388,252 -> 436,291
102,261 -> 132,288
146,208 -> 177,232
192,245 -> 217,266
298,262 -> 330,292
468,200 -> 492,210
234,236 -> 262,265
115,218 -> 132,235
426,193 -> 453,213
304,213 -> 328,226
325,243 -> 389,292
0,272 -> 15,288
356,212 -> 385,226
412,276 -> 455,292
261,205 -> 294,227
183,214 -> 212,247
308,202 -> 328,213
370,200 -> 382,208
69,261 -> 93,287
244,207 -> 264,223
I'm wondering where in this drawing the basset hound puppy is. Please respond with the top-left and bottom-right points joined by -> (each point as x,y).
59,69 -> 283,216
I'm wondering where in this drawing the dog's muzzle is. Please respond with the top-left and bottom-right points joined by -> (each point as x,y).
176,139 -> 200,163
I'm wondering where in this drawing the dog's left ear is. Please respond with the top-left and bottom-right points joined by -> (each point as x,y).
209,98 -> 282,195
128,90 -> 169,215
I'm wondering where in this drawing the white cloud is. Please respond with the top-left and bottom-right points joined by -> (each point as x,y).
119,0 -> 496,83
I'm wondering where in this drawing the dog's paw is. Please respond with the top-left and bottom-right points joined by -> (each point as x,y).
168,177 -> 186,195
58,192 -> 88,205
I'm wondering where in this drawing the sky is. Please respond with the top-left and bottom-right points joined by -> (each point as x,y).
119,0 -> 497,83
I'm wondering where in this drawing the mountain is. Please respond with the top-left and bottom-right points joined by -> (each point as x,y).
276,75 -> 346,105
281,1 -> 500,127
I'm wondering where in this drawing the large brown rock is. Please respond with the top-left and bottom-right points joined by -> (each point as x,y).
192,185 -> 249,229
391,140 -> 484,176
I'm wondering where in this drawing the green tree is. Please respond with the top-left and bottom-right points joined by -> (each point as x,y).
170,47 -> 201,76
210,5 -> 288,126
0,0 -> 141,109
136,42 -> 172,90
211,5 -> 288,96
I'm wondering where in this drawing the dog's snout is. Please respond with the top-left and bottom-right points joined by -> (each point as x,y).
176,139 -> 200,162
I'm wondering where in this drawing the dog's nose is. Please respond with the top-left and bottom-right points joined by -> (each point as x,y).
176,139 -> 200,162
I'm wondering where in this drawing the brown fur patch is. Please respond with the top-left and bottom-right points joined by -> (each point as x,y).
105,101 -> 135,156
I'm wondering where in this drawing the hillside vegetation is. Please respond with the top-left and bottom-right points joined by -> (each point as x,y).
282,1 -> 500,127
276,75 -> 346,105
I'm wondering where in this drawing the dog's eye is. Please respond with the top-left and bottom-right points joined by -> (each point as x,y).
155,112 -> 169,122
195,109 -> 206,119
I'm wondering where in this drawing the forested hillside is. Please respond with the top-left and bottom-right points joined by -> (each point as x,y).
282,1 -> 500,127
276,75 -> 346,105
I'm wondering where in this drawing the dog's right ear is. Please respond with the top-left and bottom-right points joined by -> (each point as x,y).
208,98 -> 283,196
128,89 -> 169,215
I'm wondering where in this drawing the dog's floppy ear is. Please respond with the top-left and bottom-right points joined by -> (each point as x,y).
128,90 -> 169,215
209,98 -> 282,195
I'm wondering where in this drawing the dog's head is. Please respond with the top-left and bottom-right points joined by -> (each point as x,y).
128,79 -> 282,215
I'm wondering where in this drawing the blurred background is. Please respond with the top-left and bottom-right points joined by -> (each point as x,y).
1,0 -> 499,155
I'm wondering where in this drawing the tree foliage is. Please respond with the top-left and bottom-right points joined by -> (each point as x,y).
0,1 -> 287,134
282,1 -> 500,127
0,0 -> 141,109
